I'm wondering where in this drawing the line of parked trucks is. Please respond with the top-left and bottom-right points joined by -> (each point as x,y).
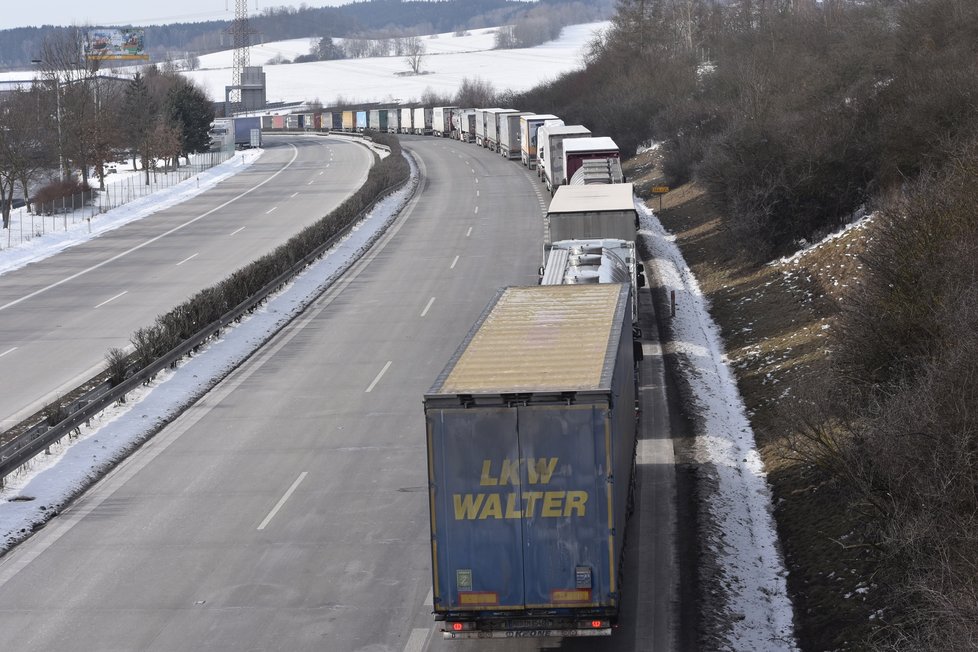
258,105 -> 625,196
380,106 -> 640,640
260,102 -> 644,639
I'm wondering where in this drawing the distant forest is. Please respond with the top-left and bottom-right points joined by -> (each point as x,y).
0,0 -> 612,71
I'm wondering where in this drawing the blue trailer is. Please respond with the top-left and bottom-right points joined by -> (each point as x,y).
356,110 -> 368,132
232,116 -> 261,148
424,284 -> 637,639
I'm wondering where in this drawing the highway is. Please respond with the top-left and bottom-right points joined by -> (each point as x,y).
0,135 -> 374,432
0,136 -> 679,651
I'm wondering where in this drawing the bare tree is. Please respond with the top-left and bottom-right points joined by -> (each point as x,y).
0,89 -> 55,228
403,36 -> 426,74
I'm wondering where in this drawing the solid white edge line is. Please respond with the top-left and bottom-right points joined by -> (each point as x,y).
365,360 -> 393,393
94,290 -> 128,309
450,255 -> 459,269
403,628 -> 430,652
0,347 -> 17,358
230,226 -> 246,236
176,253 -> 199,266
420,297 -> 436,317
424,589 -> 433,607
257,471 -> 308,531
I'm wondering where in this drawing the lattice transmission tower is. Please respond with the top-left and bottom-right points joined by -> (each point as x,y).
227,0 -> 256,113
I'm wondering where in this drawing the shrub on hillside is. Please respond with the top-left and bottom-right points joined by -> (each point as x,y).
824,137 -> 978,648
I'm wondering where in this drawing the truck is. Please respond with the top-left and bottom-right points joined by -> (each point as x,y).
535,119 -> 564,175
540,239 -> 644,324
432,106 -> 458,137
474,108 -> 504,147
342,110 -> 355,132
539,125 -> 592,194
413,107 -> 433,135
453,109 -> 476,142
368,109 -> 389,132
562,137 -> 621,186
233,116 -> 261,147
486,109 -> 518,152
520,114 -> 559,168
356,110 -> 368,132
498,112 -> 530,159
424,283 -> 637,639
400,107 -> 414,134
387,109 -> 400,134
546,183 -> 638,248
570,158 -> 625,186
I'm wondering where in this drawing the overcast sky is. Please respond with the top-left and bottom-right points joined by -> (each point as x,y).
0,1 -> 351,31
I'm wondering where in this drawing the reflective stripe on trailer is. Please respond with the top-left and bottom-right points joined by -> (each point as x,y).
444,628 -> 611,639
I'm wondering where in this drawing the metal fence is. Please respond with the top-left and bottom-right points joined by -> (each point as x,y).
1,149 -> 235,249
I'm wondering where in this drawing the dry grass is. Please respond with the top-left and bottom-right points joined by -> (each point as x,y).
624,150 -> 888,650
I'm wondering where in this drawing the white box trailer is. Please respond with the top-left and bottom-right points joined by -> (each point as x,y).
535,119 -> 564,177
453,109 -> 476,142
540,125 -> 592,195
520,114 -> 559,168
400,107 -> 414,134
498,112 -> 531,159
486,109 -> 518,152
432,106 -> 458,137
547,183 -> 637,247
413,107 -> 433,135
474,108 -> 501,147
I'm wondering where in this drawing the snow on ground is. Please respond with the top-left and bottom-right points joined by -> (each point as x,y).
0,150 -> 258,270
637,200 -> 798,651
0,150 -> 419,552
185,22 -> 607,105
0,22 -> 607,106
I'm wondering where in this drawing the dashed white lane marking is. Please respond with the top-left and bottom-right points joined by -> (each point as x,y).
0,347 -> 17,359
420,297 -> 436,317
474,206 -> 479,215
365,361 -> 393,393
450,255 -> 459,270
266,206 -> 278,214
257,472 -> 308,531
94,291 -> 127,309
476,190 -> 480,197
230,226 -> 246,236
465,227 -> 472,237
176,253 -> 199,266
290,192 -> 299,198
403,628 -> 429,652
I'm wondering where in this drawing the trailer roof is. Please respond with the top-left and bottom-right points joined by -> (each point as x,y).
563,136 -> 618,153
430,284 -> 627,395
548,183 -> 635,215
546,125 -> 591,136
521,114 -> 559,123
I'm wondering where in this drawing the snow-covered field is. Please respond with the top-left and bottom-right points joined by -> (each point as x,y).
186,22 -> 607,105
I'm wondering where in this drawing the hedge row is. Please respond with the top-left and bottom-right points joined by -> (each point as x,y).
128,132 -> 409,371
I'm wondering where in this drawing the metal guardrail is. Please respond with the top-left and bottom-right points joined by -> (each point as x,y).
0,172 -> 412,483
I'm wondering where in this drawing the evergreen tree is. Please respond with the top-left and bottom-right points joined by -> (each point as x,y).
164,79 -> 215,163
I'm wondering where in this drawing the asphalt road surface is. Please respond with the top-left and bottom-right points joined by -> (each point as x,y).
0,136 -> 679,651
0,134 -> 374,431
